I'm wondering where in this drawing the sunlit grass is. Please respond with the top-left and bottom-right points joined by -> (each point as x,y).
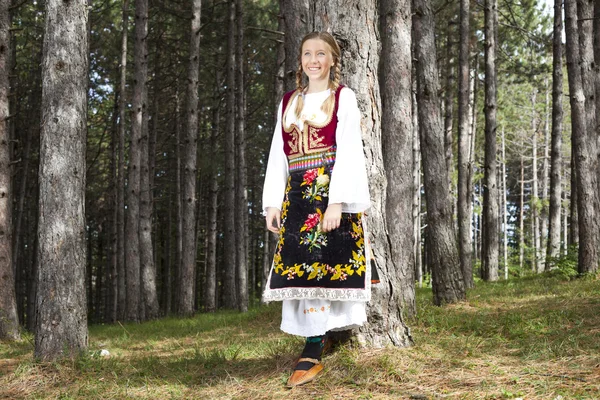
1,275 -> 598,399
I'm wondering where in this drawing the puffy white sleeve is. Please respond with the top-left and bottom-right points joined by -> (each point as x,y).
262,100 -> 289,212
328,87 -> 371,213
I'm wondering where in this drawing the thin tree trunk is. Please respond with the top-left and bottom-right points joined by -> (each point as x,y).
546,0 -> 563,266
117,0 -> 128,321
444,21 -> 455,192
138,0 -> 158,321
174,88 -> 182,313
178,0 -> 202,316
469,56 -> 479,264
531,90 -> 541,272
413,0 -> 465,304
35,0 -> 88,360
566,0 -> 599,274
457,0 -> 473,288
413,88 -> 423,288
481,0 -> 499,281
222,0 -> 237,309
569,153 -> 578,246
235,0 -> 248,312
539,79 -> 550,271
501,126 -> 508,279
0,0 -> 19,340
519,154 -> 525,270
204,69 -> 220,313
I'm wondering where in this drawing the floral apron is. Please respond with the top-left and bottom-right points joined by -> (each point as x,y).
262,149 -> 371,302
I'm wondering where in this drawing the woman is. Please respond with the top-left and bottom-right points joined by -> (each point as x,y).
262,31 -> 372,387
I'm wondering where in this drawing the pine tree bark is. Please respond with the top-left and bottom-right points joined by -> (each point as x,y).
0,0 -> 19,341
413,88 -> 423,288
204,63 -> 220,313
235,0 -> 248,312
138,0 -> 158,321
531,90 -> 541,272
565,0 -> 599,275
178,0 -> 202,316
380,0 -> 416,316
413,0 -> 465,304
125,0 -> 146,322
222,0 -> 237,309
457,0 -> 473,288
481,0 -> 499,281
443,22 -> 454,188
281,0 -> 310,91
540,80 -> 550,270
117,0 -> 128,321
35,0 -> 88,359
547,0 -> 563,265
501,127 -> 508,279
569,154 -> 578,246
174,88 -> 183,313
308,0 -> 412,346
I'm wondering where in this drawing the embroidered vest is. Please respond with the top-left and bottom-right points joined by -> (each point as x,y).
281,85 -> 344,159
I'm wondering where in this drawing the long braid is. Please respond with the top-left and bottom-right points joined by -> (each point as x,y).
320,59 -> 341,116
294,63 -> 305,119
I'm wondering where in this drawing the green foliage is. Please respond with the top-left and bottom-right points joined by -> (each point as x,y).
545,246 -> 579,280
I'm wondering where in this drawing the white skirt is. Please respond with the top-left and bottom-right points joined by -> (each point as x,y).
280,298 -> 367,337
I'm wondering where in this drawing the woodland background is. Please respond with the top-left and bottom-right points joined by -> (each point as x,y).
0,0 -> 599,371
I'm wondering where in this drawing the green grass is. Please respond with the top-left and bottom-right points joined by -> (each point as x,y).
1,275 -> 599,399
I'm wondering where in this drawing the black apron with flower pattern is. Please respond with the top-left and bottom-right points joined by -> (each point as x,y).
267,160 -> 367,292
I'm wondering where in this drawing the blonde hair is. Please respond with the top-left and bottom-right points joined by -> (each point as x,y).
292,32 -> 342,120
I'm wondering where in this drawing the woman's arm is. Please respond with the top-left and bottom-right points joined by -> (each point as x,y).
327,87 -> 371,213
262,100 -> 288,232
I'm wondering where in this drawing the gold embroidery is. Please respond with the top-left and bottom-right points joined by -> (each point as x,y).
283,87 -> 341,158
308,125 -> 327,149
287,128 -> 299,154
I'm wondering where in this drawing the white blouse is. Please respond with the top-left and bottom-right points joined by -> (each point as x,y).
262,87 -> 371,214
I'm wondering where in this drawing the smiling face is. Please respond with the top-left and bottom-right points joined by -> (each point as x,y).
301,38 -> 334,86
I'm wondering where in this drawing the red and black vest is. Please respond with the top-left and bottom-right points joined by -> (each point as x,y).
281,85 -> 344,159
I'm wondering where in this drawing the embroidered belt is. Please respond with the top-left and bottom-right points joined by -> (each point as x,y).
288,146 -> 336,172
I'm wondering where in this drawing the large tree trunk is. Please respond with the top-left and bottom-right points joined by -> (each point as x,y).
178,0 -> 202,316
308,0 -> 412,346
546,0 -> 563,266
413,0 -> 465,304
281,0 -> 309,91
35,0 -> 88,360
137,0 -> 158,321
481,0 -> 499,281
380,0 -> 416,316
235,0 -> 248,312
222,0 -> 237,309
457,0 -> 473,289
0,0 -> 19,341
565,0 -> 599,275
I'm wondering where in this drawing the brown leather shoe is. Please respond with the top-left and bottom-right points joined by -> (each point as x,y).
286,358 -> 324,387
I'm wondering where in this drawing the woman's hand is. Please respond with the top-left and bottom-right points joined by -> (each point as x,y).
321,203 -> 342,232
265,207 -> 281,234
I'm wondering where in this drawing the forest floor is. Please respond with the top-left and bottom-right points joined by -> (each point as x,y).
1,274 -> 599,400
